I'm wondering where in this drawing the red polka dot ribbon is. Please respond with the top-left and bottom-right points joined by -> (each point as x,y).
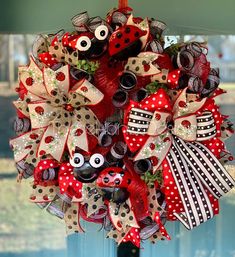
58,163 -> 83,199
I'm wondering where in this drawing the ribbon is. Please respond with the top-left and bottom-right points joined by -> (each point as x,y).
124,52 -> 180,88
166,135 -> 234,229
10,57 -> 104,167
119,0 -> 128,9
58,162 -> 83,199
98,122 -> 120,147
177,42 -> 220,97
123,88 -> 235,228
64,202 -> 84,234
34,159 -> 59,185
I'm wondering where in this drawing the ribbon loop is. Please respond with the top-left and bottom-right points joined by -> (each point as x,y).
71,11 -> 90,32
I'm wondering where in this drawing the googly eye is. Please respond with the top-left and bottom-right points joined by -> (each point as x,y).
76,36 -> 92,51
94,25 -> 109,41
70,153 -> 84,168
89,153 -> 105,168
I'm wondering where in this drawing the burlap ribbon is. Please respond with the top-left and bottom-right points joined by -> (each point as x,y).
10,57 -> 104,166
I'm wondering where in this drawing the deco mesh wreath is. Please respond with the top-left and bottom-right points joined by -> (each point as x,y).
10,2 -> 235,248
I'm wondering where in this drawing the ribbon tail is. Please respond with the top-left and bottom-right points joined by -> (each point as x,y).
64,203 -> 84,234
166,139 -> 214,229
174,136 -> 235,198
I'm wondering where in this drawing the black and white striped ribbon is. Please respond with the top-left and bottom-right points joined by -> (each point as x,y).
196,111 -> 216,140
127,108 -> 153,134
166,135 -> 234,229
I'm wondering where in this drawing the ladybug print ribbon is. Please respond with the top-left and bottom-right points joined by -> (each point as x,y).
10,57 -> 104,166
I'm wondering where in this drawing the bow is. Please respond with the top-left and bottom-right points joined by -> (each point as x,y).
123,88 -> 235,229
10,57 -> 104,167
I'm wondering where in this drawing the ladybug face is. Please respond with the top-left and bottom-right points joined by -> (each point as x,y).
70,153 -> 108,183
64,24 -> 110,59
96,167 -> 132,188
109,24 -> 147,60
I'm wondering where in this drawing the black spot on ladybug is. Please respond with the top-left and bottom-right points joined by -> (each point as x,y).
117,32 -> 122,38
115,43 -> 121,48
124,38 -> 130,44
125,27 -> 131,33
134,31 -> 140,37
127,179 -> 131,184
120,171 -> 125,177
108,170 -> 115,176
103,177 -> 109,183
114,179 -> 121,185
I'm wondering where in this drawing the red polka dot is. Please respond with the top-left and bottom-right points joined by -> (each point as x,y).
75,129 -> 83,136
181,120 -> 191,128
149,143 -> 155,150
35,106 -> 44,115
29,133 -> 39,140
179,101 -> 187,108
26,77 -> 34,86
56,72 -> 65,81
155,113 -> 161,120
45,136 -> 54,144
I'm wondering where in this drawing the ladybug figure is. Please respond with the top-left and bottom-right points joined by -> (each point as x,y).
70,153 -> 108,183
66,14 -> 111,59
108,15 -> 149,60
